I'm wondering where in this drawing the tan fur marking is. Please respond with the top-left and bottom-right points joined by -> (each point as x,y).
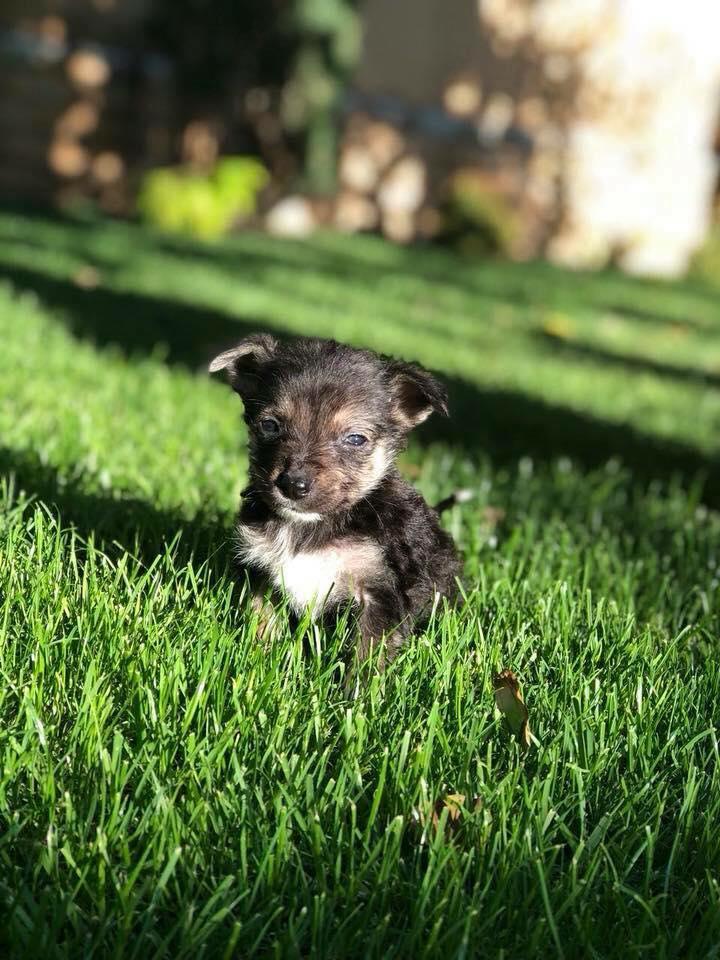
330,404 -> 368,430
355,443 -> 392,497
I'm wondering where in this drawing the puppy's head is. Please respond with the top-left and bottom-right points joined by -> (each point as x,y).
209,335 -> 448,521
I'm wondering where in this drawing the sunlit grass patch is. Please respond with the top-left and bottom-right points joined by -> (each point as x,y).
0,213 -> 719,958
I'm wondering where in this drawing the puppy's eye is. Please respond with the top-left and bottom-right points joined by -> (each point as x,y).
258,417 -> 281,438
344,433 -> 368,447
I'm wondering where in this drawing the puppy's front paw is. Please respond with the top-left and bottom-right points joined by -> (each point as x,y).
345,629 -> 404,694
249,594 -> 283,647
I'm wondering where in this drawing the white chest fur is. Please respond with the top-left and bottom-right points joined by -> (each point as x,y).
236,522 -> 383,615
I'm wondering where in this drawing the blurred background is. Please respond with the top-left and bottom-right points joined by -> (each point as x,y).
2,0 -> 719,276
5,8 -> 720,955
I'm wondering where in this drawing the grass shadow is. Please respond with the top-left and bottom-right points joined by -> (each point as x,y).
0,446 -> 236,582
2,254 -> 720,505
0,261 -> 255,368
536,330 -> 720,388
2,205 -> 718,327
424,377 -> 720,505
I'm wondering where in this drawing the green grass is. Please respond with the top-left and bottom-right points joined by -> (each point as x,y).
0,209 -> 719,958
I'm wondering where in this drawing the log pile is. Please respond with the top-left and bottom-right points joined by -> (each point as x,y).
343,0 -> 720,276
329,111 -> 528,251
0,13 -> 175,213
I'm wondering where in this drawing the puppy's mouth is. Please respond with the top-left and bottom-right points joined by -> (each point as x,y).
271,491 -> 324,524
278,503 -> 324,523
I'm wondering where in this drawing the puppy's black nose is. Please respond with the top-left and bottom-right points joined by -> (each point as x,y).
275,470 -> 312,500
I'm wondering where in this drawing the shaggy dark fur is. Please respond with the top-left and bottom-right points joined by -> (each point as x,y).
210,334 -> 460,663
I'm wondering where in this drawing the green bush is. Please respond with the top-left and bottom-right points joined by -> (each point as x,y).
138,156 -> 269,240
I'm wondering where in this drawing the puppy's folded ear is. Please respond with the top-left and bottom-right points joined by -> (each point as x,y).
387,360 -> 449,429
208,334 -> 278,395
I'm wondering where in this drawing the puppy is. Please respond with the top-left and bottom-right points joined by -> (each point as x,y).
209,334 -> 460,663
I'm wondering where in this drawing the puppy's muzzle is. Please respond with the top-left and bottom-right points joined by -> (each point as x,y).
275,469 -> 312,501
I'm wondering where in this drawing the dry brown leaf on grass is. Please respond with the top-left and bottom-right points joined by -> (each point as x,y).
412,792 -> 482,842
481,506 -> 506,528
493,669 -> 532,749
73,265 -> 101,289
431,793 -> 482,834
542,311 -> 575,340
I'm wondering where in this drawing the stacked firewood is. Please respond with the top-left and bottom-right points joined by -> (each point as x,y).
0,12 -> 175,213
336,117 -> 422,241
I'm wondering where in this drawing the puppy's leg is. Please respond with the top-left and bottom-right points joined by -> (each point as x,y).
236,567 -> 282,646
356,585 -> 410,667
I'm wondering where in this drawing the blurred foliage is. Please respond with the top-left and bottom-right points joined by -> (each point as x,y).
146,0 -> 361,192
284,0 -> 362,190
137,157 -> 269,240
690,224 -> 720,287
147,1 -> 293,99
438,170 -> 520,258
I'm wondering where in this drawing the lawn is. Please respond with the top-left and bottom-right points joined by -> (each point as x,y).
0,208 -> 719,959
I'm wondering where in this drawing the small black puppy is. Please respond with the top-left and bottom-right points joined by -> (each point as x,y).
210,334 -> 460,663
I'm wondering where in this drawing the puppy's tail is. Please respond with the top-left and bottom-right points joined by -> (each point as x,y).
434,488 -> 475,515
